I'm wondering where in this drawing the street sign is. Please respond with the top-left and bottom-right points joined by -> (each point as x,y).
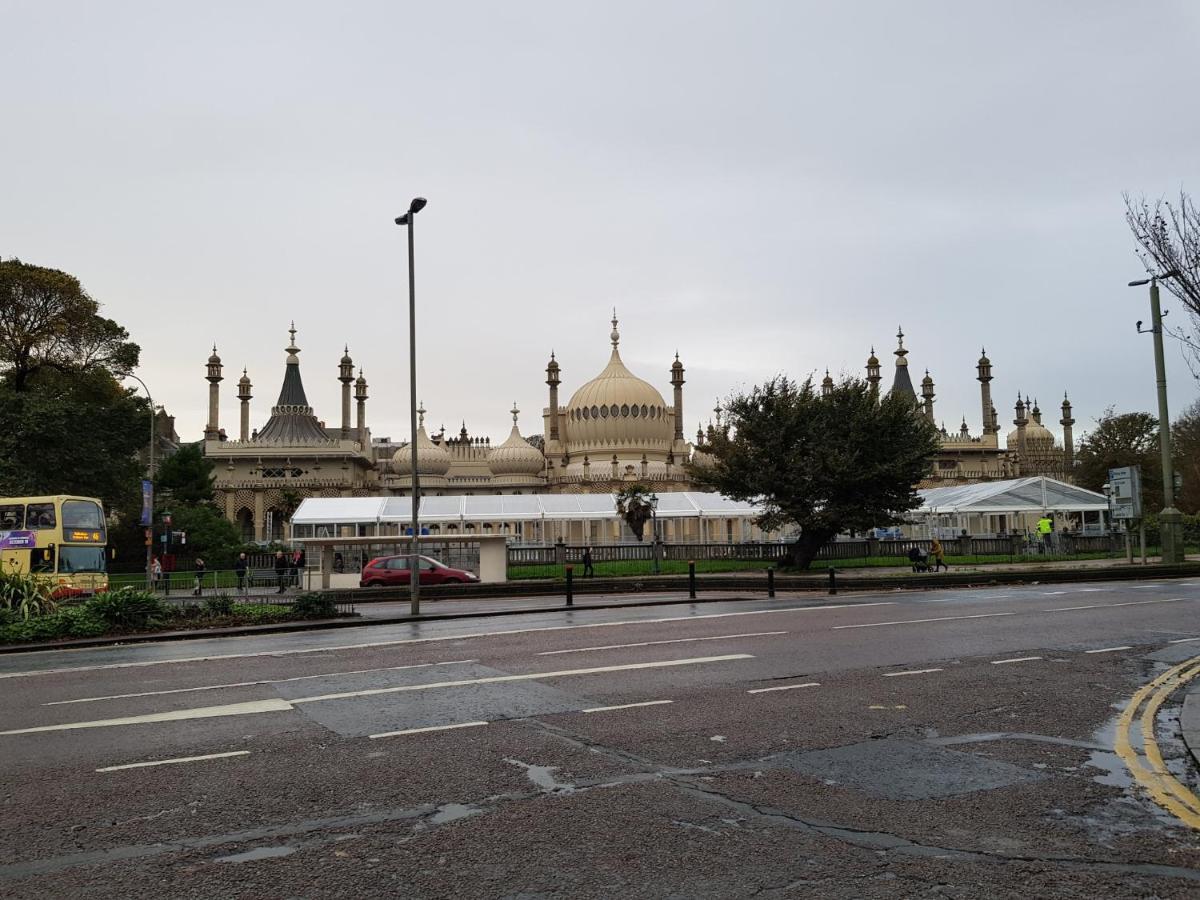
1108,466 -> 1142,520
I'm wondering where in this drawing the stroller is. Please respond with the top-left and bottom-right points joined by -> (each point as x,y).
907,546 -> 930,573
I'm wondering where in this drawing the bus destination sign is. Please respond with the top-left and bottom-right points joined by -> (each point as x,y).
69,530 -> 104,543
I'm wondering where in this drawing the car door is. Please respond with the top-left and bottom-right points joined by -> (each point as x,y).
418,558 -> 441,585
384,557 -> 409,585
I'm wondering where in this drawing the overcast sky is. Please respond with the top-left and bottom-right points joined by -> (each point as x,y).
3,1 -> 1199,447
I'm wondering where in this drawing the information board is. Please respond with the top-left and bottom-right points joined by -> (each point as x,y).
1108,466 -> 1142,520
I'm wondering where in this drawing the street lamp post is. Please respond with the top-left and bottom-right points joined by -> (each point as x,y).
117,371 -> 155,590
649,493 -> 660,574
1129,272 -> 1184,564
395,197 -> 428,615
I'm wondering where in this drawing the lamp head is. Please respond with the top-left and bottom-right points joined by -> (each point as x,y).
409,197 -> 428,214
1128,278 -> 1151,287
394,214 -> 408,225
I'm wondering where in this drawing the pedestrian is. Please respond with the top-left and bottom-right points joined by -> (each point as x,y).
274,550 -> 287,593
193,557 -> 206,596
1036,514 -> 1053,552
234,552 -> 248,594
582,547 -> 594,578
294,547 -> 306,589
151,556 -> 163,591
929,538 -> 948,572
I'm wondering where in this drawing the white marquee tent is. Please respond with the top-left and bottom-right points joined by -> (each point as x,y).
913,477 -> 1110,536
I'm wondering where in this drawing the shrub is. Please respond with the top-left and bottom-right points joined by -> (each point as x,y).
230,603 -> 292,624
0,571 -> 58,621
57,605 -> 109,637
85,588 -> 174,630
203,595 -> 234,616
292,593 -> 337,619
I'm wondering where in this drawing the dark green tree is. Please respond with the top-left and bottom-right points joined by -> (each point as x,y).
1074,408 -> 1162,512
614,484 -> 655,541
1173,398 -> 1200,514
692,375 -> 941,569
170,505 -> 242,568
155,444 -> 215,507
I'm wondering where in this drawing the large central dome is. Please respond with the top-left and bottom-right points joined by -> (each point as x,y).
563,316 -> 673,450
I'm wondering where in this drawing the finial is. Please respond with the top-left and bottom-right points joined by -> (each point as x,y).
212,343 -> 217,354
511,403 -> 520,425
286,322 -> 299,356
550,350 -> 555,360
417,402 -> 426,427
896,326 -> 904,350
610,311 -> 620,349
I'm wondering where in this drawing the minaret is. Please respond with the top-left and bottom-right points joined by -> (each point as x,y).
920,370 -> 935,421
205,345 -> 223,440
1013,394 -> 1028,471
670,352 -> 686,442
821,369 -> 834,397
338,346 -> 355,440
977,348 -> 998,436
890,328 -> 916,399
1060,393 -> 1076,479
354,369 -> 369,447
866,347 -> 881,399
1031,398 -> 1042,425
545,352 -> 561,442
237,368 -> 252,441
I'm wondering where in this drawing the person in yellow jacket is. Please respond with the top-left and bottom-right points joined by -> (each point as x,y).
929,537 -> 948,572
1036,515 -> 1053,551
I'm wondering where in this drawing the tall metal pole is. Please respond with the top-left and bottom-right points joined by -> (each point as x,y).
407,211 -> 421,615
1148,278 -> 1184,563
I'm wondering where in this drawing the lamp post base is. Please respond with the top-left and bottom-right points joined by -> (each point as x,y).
1159,507 -> 1186,565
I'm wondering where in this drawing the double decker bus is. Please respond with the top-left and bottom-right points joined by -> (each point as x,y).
0,495 -> 109,596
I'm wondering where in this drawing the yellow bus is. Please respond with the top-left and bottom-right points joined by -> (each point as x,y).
0,495 -> 109,596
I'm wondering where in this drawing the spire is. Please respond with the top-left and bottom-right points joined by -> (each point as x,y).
511,402 -> 520,425
418,402 -> 426,428
889,327 -> 916,398
286,322 -> 299,362
610,310 -> 620,351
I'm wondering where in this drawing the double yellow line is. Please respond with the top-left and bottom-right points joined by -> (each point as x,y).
1114,654 -> 1200,829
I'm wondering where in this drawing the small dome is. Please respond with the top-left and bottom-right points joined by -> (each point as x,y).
208,345 -> 221,365
488,414 -> 544,477
340,346 -> 354,365
238,368 -> 251,386
1007,419 -> 1056,450
392,425 -> 452,477
546,352 -> 559,372
355,371 -> 367,385
671,353 -> 684,372
867,347 -> 880,367
921,370 -> 934,387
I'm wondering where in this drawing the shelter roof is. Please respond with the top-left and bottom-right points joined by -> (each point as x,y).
916,477 -> 1107,514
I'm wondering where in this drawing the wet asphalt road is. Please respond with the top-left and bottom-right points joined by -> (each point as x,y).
2,578 -> 1200,898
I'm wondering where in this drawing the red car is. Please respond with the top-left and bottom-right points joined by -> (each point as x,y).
359,554 -> 479,587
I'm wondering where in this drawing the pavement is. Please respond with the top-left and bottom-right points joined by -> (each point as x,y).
3,575 -> 1200,897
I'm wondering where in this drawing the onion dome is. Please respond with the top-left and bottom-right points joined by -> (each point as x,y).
208,345 -> 221,365
340,346 -> 354,366
238,368 -> 251,388
867,347 -> 880,367
488,405 -> 545,477
564,314 -> 672,449
392,408 -> 452,477
978,347 -> 991,367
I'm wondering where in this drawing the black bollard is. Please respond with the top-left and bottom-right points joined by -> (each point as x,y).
565,565 -> 574,607
827,567 -> 837,595
164,572 -> 171,596
688,560 -> 696,599
767,566 -> 775,598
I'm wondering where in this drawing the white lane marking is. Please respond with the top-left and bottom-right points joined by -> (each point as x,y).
292,655 -> 753,705
96,751 -> 250,772
2,655 -> 753,736
582,700 -> 674,713
882,668 -> 944,677
45,660 -> 479,706
369,721 -> 488,740
1084,646 -> 1132,654
1076,588 -> 1106,593
990,656 -> 1043,665
746,682 -> 821,694
919,598 -> 956,603
0,603 -> 895,680
1041,591 -> 1069,596
1133,584 -> 1167,589
0,698 -> 293,736
1168,637 -> 1200,644
834,613 -> 1013,630
1044,598 -> 1183,612
537,631 -> 785,656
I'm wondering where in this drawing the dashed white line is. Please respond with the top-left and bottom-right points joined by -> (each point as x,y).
990,656 -> 1043,665
0,603 -> 894,680
96,751 -> 250,772
1,655 -> 753,735
582,700 -> 674,713
369,721 -> 488,740
1168,637 -> 1200,644
537,632 -> 785,656
882,668 -> 943,677
1084,646 -> 1132,654
746,682 -> 821,694
833,613 -> 1013,630
45,660 -> 479,705
1044,598 -> 1183,612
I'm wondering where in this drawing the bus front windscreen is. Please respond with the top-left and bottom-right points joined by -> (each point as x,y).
58,546 -> 107,574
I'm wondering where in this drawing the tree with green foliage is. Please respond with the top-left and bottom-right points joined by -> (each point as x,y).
614,484 -> 656,541
691,375 -> 941,569
1173,398 -> 1200,514
169,505 -> 243,568
155,444 -> 215,507
1074,408 -> 1162,512
0,258 -> 148,536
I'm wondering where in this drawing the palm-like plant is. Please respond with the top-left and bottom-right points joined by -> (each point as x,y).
615,484 -> 656,542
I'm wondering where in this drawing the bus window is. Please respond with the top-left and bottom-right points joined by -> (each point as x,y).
27,503 -> 56,529
30,546 -> 55,573
58,546 -> 106,574
0,505 -> 22,530
62,499 -> 105,536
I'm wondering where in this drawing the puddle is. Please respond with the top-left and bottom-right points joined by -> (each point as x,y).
504,758 -> 577,794
427,803 -> 481,826
214,845 -> 297,863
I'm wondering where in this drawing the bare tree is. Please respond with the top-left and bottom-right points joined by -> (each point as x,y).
1125,190 -> 1200,379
